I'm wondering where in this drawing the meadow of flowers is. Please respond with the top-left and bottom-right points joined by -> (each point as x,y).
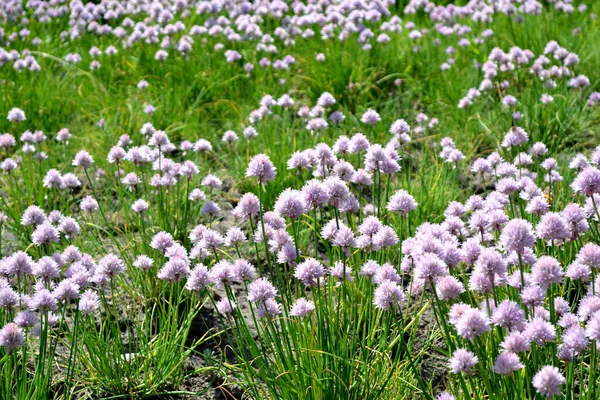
2,0 -> 600,399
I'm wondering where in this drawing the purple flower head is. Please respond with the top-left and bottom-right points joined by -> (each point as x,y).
14,310 -> 38,328
373,226 -> 399,249
79,289 -> 100,316
373,280 -> 405,310
361,108 -> 381,125
390,119 -> 410,137
302,180 -> 330,209
97,254 -> 125,280
216,298 -> 236,317
53,279 -> 80,302
474,247 -> 507,277
491,300 -> 526,331
33,256 -> 60,281
246,154 -> 276,184
186,264 -> 211,291
32,222 -> 60,246
7,108 -> 26,123
502,127 -> 528,148
0,323 -> 25,353
461,238 -> 482,265
533,366 -> 565,398
150,231 -> 174,253
571,167 -> 600,196
536,213 -> 569,243
201,174 -> 222,190
31,288 -> 58,311
294,258 -> 325,286
58,217 -> 80,239
501,331 -> 531,353
454,307 -> 490,340
5,251 -> 34,278
576,243 -> 600,270
22,205 -> 46,227
80,196 -> 99,213
562,325 -> 589,354
222,130 -> 238,143
449,348 -> 478,374
500,219 -> 535,254
133,255 -> 154,270
289,297 -> 315,317
158,258 -> 190,282
436,275 -> 465,300
373,263 -> 401,284
332,225 -> 356,249
0,287 -> 19,309
359,216 -> 382,236
387,189 -> 417,216
247,278 -> 277,303
329,261 -> 353,282
72,150 -> 94,168
493,352 -> 524,375
526,197 -> 550,215
415,253 -> 448,284
131,199 -> 150,214
531,256 -> 564,288
232,193 -> 260,219
257,298 -> 281,319
525,317 -> 556,346
349,133 -> 370,153
359,260 -> 380,279
274,189 -> 308,219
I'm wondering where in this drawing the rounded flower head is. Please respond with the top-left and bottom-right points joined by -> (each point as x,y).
531,256 -> 563,288
31,222 -> 60,246
493,352 -> 524,375
500,219 -> 535,254
571,167 -> 600,196
232,193 -> 260,219
7,108 -> 26,123
536,213 -> 569,243
435,275 -> 465,300
491,300 -> 526,331
247,278 -> 277,303
414,253 -> 448,284
79,290 -> 100,315
294,258 -> 325,286
216,298 -> 236,317
133,255 -> 154,270
302,180 -> 330,209
97,254 -> 125,280
0,323 -> 25,353
72,150 -> 94,168
361,108 -> 381,125
158,258 -> 190,282
289,297 -> 315,317
246,154 -> 276,184
454,307 -> 490,340
131,199 -> 150,213
387,189 -> 417,216
449,348 -> 478,374
150,231 -> 174,253
274,189 -> 308,219
186,264 -> 211,291
22,205 -> 46,227
576,243 -> 600,269
524,317 -> 556,346
373,281 -> 405,310
533,366 -> 565,398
